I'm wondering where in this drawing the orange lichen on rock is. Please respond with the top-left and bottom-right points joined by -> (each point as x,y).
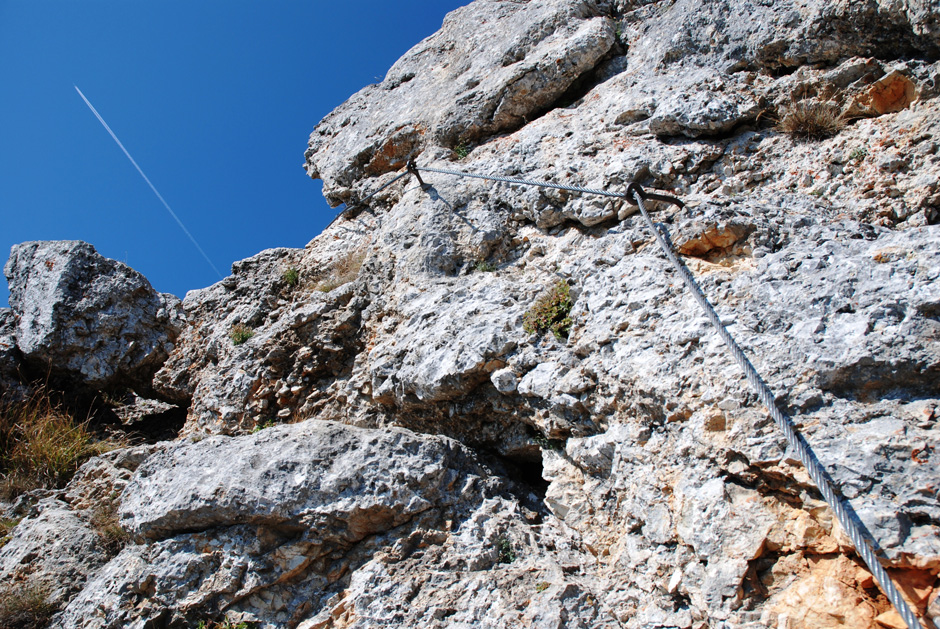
847,71 -> 918,118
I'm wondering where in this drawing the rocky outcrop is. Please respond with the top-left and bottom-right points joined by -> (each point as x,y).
0,445 -> 157,614
3,241 -> 183,394
304,0 -> 617,204
4,0 -> 940,627
53,421 -> 513,628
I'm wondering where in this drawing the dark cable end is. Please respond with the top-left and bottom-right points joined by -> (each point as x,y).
625,182 -> 685,209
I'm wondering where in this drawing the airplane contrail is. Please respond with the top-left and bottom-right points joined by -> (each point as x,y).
73,85 -> 223,278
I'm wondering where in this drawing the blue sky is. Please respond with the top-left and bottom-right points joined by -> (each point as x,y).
0,0 -> 467,307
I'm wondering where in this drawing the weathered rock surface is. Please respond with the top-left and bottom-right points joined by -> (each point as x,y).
305,0 -> 616,204
7,0 -> 940,627
0,307 -> 27,401
3,241 -> 183,394
54,421 -> 513,628
0,445 -> 159,613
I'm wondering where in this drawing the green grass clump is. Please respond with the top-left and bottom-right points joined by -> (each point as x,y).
453,142 -> 470,159
230,324 -> 254,346
523,281 -> 573,339
0,389 -> 117,500
251,419 -> 277,433
281,267 -> 300,288
533,434 -> 565,451
848,146 -> 868,161
474,260 -> 497,273
777,100 -> 845,140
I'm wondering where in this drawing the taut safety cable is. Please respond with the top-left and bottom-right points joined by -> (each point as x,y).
628,190 -> 923,629
326,161 -> 925,628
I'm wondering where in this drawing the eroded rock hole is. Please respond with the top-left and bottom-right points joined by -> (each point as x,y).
489,448 -> 551,517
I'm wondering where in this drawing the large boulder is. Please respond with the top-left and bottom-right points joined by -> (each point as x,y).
54,420 -> 512,628
3,241 -> 183,394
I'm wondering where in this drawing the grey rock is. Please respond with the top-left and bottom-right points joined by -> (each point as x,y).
3,241 -> 183,393
56,420 -> 504,628
152,247 -> 309,432
0,307 -> 27,401
0,497 -> 108,607
64,444 -> 162,512
305,0 -> 616,205
15,0 -> 940,627
120,420 -> 496,540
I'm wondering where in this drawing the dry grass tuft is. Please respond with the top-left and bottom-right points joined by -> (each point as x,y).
777,100 -> 845,140
90,493 -> 129,556
230,324 -> 254,346
0,581 -> 57,629
0,388 -> 120,500
314,247 -> 368,292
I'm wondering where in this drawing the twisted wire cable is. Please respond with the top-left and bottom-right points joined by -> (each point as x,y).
630,189 -> 923,629
323,169 -> 413,230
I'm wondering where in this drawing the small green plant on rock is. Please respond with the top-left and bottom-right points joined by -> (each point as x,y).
281,267 -> 300,288
196,620 -> 255,629
474,260 -> 497,273
533,434 -> 564,451
848,146 -> 868,162
453,141 -> 470,159
535,581 -> 551,593
777,100 -> 845,140
523,281 -> 573,339
251,418 -> 277,433
230,324 -> 254,346
496,536 -> 516,564
0,517 -> 20,549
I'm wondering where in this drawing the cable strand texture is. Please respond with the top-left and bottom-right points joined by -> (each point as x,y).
630,190 -> 923,629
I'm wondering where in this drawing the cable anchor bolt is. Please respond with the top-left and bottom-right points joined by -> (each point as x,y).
624,182 -> 685,209
407,159 -> 429,190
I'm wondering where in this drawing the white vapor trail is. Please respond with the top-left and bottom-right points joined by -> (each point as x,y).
73,85 -> 223,278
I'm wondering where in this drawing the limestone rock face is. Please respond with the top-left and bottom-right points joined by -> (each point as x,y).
7,0 -> 940,627
120,420 -> 494,540
3,241 -> 183,393
305,0 -> 616,204
0,498 -> 109,607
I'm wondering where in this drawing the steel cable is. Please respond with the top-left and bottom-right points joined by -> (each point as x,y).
323,169 -> 413,230
630,189 -> 923,629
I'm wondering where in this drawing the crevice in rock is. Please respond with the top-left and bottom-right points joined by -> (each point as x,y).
109,404 -> 188,445
470,35 -> 623,146
720,460 -> 818,509
501,453 -> 550,504
819,360 -> 940,401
